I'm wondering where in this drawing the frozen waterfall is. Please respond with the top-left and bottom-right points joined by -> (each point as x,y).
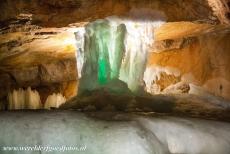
75,17 -> 164,94
78,19 -> 126,93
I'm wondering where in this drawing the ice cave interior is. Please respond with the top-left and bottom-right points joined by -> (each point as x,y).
1,0 -> 230,154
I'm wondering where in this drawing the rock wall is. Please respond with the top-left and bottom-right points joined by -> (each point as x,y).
0,0 -> 226,27
0,0 -> 230,107
0,19 -> 79,107
148,24 -> 230,100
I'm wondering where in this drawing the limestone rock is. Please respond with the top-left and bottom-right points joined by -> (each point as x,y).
152,37 -> 198,53
10,67 -> 40,87
0,0 -> 230,103
148,25 -> 230,100
155,72 -> 181,91
40,59 -> 77,84
0,0 -> 222,27
163,82 -> 190,94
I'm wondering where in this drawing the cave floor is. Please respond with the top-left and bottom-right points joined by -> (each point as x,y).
61,92 -> 230,122
0,110 -> 230,154
1,92 -> 230,154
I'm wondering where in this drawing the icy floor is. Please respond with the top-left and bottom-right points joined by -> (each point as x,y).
0,111 -> 230,154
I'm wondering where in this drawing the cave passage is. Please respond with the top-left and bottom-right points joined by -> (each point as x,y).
1,1 -> 230,154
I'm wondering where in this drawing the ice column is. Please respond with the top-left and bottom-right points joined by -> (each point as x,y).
119,20 -> 160,92
77,19 -> 126,92
75,17 -> 164,93
75,27 -> 85,78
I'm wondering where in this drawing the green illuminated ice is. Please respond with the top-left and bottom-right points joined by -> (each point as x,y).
76,17 -> 162,94
78,20 -> 127,93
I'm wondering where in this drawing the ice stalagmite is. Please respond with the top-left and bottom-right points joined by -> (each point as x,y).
8,87 -> 41,110
44,93 -> 66,109
76,17 -> 164,94
75,27 -> 85,78
77,19 -> 126,93
7,88 -> 67,110
119,20 -> 157,92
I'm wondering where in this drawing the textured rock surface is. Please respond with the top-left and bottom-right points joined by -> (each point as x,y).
207,0 -> 230,24
0,0 -> 230,104
0,19 -> 78,104
147,22 -> 230,100
61,89 -> 230,121
155,72 -> 181,91
0,0 -> 225,27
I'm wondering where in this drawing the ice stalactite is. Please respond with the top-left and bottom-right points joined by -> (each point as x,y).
8,87 -> 41,110
118,19 -> 161,92
7,88 -> 67,110
77,19 -> 127,93
75,17 -> 164,94
143,66 -> 181,94
44,93 -> 66,109
74,27 -> 85,78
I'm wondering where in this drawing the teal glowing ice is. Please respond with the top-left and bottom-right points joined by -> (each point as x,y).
80,19 -> 126,89
98,59 -> 108,84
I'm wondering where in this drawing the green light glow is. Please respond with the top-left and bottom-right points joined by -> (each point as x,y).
98,59 -> 108,84
82,20 -> 126,87
76,17 -> 165,94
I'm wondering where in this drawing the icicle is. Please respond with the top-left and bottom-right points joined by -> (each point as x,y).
25,87 -> 41,109
44,93 -> 66,109
74,27 -> 85,78
7,87 -> 42,110
75,16 -> 164,94
118,19 -> 163,92
77,19 -> 126,93
143,66 -> 181,94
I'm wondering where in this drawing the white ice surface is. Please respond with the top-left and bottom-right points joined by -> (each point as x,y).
0,111 -> 230,154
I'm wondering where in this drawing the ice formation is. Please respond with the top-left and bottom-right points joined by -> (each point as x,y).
119,18 -> 162,92
77,19 -> 126,92
7,88 -> 67,110
74,27 -> 85,78
44,93 -> 66,109
1,112 -> 230,154
75,17 -> 164,93
143,66 -> 181,94
8,87 -> 41,110
138,117 -> 230,154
